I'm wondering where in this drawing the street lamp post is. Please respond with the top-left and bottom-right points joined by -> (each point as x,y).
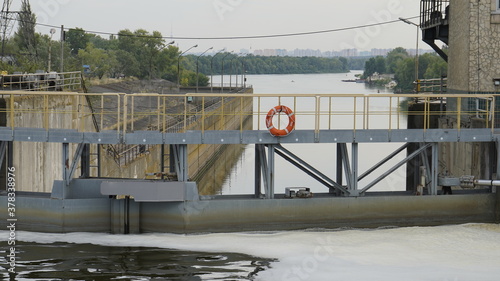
221,51 -> 233,93
230,54 -> 241,91
399,17 -> 420,92
150,40 -> 174,80
177,44 -> 198,87
210,48 -> 225,93
196,47 -> 213,93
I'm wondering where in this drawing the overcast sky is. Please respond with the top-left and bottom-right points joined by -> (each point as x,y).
13,0 -> 425,54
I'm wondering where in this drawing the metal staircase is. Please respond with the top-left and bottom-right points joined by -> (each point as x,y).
420,0 -> 449,62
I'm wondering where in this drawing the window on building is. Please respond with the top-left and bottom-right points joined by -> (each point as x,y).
498,0 -> 500,11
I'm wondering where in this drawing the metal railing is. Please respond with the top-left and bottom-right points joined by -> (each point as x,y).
0,71 -> 83,91
0,92 -> 498,135
420,0 -> 450,29
417,77 -> 447,93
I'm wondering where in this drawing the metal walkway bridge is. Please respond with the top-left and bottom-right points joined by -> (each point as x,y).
1,91 -> 499,198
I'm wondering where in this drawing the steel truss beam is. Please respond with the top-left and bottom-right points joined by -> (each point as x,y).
63,143 -> 85,186
254,142 -> 438,198
271,144 -> 349,195
361,143 -> 433,193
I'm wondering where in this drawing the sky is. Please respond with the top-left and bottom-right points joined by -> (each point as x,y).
10,0 -> 425,54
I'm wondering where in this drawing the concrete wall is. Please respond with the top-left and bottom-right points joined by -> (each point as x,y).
99,93 -> 254,195
440,1 -> 498,187
3,94 -> 96,192
448,0 -> 500,93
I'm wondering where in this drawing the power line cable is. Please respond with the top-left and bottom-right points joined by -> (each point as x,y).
3,14 -> 420,40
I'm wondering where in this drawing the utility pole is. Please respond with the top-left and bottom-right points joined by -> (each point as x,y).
60,25 -> 64,72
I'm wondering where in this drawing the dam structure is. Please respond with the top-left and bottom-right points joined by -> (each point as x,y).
2,0 -> 500,234
0,90 -> 499,234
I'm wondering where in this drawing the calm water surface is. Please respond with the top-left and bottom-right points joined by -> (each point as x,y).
5,73 -> 496,281
221,71 -> 407,195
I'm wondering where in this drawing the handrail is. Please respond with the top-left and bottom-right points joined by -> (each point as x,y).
1,92 -> 498,134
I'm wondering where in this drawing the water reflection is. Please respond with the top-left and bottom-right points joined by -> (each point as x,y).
2,242 -> 275,281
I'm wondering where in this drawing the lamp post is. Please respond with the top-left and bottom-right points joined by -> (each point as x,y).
220,51 -> 233,93
399,17 -> 420,92
48,28 -> 56,72
150,40 -> 174,80
177,44 -> 198,87
196,47 -> 213,93
230,54 -> 241,91
210,48 -> 225,93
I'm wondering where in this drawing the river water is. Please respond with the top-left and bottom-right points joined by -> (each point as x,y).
221,71 -> 407,195
2,72 -> 500,280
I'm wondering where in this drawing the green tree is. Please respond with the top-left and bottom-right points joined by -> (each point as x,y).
78,43 -> 111,79
386,47 -> 409,73
394,58 -> 415,91
15,1 -> 38,63
66,28 -> 92,55
363,56 -> 386,78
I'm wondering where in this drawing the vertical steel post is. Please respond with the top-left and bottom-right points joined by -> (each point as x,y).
267,144 -> 275,199
62,143 -> 69,187
351,143 -> 358,194
60,25 -> 64,72
430,143 -> 439,195
255,145 -> 262,198
80,144 -> 90,178
340,143 -> 352,190
336,143 -> 343,192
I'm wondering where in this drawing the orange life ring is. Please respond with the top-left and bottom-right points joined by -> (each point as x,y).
266,105 -> 295,137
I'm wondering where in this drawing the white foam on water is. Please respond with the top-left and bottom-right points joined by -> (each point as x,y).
4,223 -> 500,281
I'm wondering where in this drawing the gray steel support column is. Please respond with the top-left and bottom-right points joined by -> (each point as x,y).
339,143 -> 353,190
351,143 -> 359,195
420,143 -> 431,190
97,144 -> 101,178
80,144 -> 90,178
65,143 -> 85,185
258,144 -> 270,198
267,144 -> 275,199
336,143 -> 343,189
62,143 -> 69,187
0,141 -> 7,171
7,142 -> 12,169
254,145 -> 262,198
169,145 -> 176,174
161,144 -> 165,179
496,137 -> 500,182
172,144 -> 188,182
430,143 -> 439,195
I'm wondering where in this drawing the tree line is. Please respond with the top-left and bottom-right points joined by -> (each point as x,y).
4,2 -> 418,87
362,47 -> 448,91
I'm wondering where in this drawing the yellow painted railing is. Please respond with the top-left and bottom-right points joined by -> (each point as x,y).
0,91 -> 497,134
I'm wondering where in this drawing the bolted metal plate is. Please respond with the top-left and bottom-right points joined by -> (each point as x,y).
14,128 -> 48,142
319,130 -> 354,143
48,129 -> 83,143
203,130 -> 242,144
84,131 -> 121,144
164,131 -> 202,144
458,129 -> 493,142
424,129 -> 458,142
125,131 -> 163,144
354,130 -> 389,142
242,130 -> 280,144
390,129 -> 424,143
0,127 -> 13,141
